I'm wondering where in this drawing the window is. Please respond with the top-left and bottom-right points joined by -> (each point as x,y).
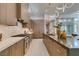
58,19 -> 74,36
56,18 -> 79,36
74,18 -> 79,34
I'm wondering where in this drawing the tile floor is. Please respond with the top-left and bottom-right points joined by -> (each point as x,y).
25,39 -> 49,56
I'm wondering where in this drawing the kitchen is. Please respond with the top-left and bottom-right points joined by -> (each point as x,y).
0,3 -> 79,56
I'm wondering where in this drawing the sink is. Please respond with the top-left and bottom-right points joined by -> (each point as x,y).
11,34 -> 26,37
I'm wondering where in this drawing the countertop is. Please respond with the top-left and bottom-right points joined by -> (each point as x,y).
0,37 -> 25,52
0,24 -> 33,52
45,34 -> 79,49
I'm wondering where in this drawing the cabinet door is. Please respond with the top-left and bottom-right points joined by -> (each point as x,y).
16,39 -> 24,56
0,48 -> 10,56
43,34 -> 68,56
48,39 -> 67,56
47,38 -> 55,56
43,35 -> 49,51
0,3 -> 7,24
10,43 -> 17,56
10,39 -> 25,56
6,3 -> 17,25
54,42 -> 67,56
0,39 -> 25,56
43,35 -> 55,56
0,3 -> 17,25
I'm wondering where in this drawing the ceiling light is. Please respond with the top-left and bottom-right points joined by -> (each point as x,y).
55,3 -> 74,12
65,3 -> 74,8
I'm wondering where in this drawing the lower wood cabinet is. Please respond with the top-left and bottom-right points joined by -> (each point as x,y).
0,47 -> 10,56
43,34 -> 68,56
43,34 -> 79,56
0,39 -> 25,56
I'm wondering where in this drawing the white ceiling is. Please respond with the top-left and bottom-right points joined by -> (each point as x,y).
27,3 -> 79,20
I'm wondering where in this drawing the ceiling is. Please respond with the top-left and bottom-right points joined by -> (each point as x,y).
27,3 -> 79,20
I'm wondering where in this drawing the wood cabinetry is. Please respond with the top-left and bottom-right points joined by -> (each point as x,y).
43,34 -> 79,56
0,3 -> 7,25
0,48 -> 10,56
16,3 -> 21,19
6,3 -> 17,25
0,39 -> 25,56
11,43 -> 17,56
54,42 -> 67,56
0,3 -> 17,25
11,39 -> 25,56
33,20 -> 44,38
43,34 -> 68,56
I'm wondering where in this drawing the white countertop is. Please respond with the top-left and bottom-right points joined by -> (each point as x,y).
0,37 -> 25,52
0,23 -> 33,52
0,24 -> 25,52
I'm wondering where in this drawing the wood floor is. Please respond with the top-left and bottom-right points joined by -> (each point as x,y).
25,39 -> 49,56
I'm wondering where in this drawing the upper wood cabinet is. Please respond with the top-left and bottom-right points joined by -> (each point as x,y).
0,3 -> 17,25
0,3 -> 7,25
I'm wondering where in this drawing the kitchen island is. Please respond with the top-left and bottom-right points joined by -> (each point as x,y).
43,33 -> 79,56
